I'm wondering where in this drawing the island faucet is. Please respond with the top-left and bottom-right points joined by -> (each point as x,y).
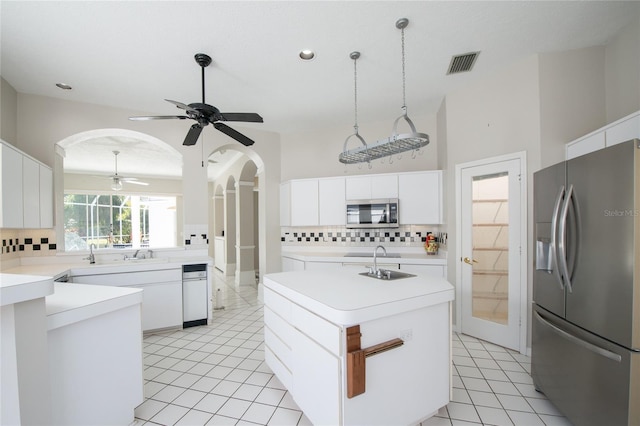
373,245 -> 387,276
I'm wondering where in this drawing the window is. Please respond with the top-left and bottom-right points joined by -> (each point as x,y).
64,193 -> 176,251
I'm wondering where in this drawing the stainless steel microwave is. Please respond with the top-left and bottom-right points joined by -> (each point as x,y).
346,199 -> 399,229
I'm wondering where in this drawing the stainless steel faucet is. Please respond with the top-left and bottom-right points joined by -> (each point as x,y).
84,243 -> 96,264
373,245 -> 387,276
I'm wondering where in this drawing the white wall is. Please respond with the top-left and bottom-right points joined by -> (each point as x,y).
538,46 -> 606,168
64,173 -> 182,194
605,16 -> 640,123
1,77 -> 18,145
442,54 -> 542,337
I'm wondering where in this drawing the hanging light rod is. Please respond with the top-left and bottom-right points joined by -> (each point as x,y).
339,51 -> 371,166
339,17 -> 429,165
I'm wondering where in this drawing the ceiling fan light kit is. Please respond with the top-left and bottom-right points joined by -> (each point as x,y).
129,53 -> 263,147
339,17 -> 430,165
108,150 -> 149,191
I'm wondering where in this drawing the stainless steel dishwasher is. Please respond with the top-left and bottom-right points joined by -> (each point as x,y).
182,264 -> 208,328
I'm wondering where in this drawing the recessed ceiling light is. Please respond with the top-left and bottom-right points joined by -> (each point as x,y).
299,49 -> 315,61
56,83 -> 72,90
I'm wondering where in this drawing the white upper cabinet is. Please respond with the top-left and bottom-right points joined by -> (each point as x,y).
282,171 -> 442,227
281,180 -> 321,227
566,110 -> 639,159
345,174 -> 398,200
280,182 -> 291,226
0,140 -> 54,229
1,143 -> 24,228
566,131 -> 605,160
398,171 -> 443,224
605,113 -> 640,147
39,165 -> 53,228
22,156 -> 40,228
318,177 -> 345,226
290,179 -> 319,227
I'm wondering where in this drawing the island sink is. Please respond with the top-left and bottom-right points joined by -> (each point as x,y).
359,269 -> 416,280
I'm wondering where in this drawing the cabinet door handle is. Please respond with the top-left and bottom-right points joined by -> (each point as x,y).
463,257 -> 478,265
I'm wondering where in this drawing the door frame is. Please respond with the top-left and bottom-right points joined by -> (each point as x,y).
455,151 -> 528,354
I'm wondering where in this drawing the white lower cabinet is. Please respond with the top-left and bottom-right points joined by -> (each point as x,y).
132,281 -> 182,331
71,268 -> 182,332
264,286 -> 451,425
281,256 -> 305,272
400,263 -> 446,278
292,327 -> 341,426
264,290 -> 341,426
304,261 -> 343,271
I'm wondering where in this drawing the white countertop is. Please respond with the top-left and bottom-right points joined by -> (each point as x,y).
2,256 -> 213,279
264,269 -> 454,325
1,273 -> 55,306
46,283 -> 143,330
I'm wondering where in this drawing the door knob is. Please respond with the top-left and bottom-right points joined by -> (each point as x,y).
463,257 -> 478,265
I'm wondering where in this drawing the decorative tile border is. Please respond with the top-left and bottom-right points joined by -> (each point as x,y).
1,230 -> 58,258
281,225 -> 447,249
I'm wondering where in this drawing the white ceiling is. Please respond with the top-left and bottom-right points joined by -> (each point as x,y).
2,1 -> 639,179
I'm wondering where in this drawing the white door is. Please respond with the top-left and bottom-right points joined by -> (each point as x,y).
457,153 -> 526,352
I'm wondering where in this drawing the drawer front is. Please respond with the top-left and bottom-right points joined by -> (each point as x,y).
265,347 -> 292,391
264,288 -> 292,322
72,268 -> 181,286
264,327 -> 291,368
291,303 -> 341,356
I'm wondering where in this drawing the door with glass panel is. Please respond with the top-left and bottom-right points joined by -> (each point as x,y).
459,156 -> 524,351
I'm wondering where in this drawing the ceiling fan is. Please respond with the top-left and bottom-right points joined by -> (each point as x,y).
129,53 -> 263,146
108,150 -> 149,191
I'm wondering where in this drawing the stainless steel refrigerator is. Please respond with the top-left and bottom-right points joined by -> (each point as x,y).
532,138 -> 639,426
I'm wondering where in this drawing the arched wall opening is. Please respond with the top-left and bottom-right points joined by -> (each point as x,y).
54,128 -> 182,251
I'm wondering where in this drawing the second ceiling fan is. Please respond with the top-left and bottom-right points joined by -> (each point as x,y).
129,53 -> 263,146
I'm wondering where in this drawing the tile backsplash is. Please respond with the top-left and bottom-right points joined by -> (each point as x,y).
1,228 -> 58,260
281,225 -> 447,249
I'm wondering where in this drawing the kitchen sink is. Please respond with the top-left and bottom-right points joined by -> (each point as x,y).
359,269 -> 416,281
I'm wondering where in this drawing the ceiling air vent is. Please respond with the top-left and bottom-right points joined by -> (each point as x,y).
447,51 -> 480,75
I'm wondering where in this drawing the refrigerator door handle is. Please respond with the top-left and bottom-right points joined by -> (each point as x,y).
550,185 -> 565,290
534,311 -> 622,362
558,184 -> 574,293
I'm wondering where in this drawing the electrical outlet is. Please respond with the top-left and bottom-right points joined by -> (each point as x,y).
400,329 -> 413,342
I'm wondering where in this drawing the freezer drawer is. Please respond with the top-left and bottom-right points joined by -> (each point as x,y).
532,305 -> 639,426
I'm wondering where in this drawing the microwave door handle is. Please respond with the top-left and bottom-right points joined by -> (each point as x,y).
558,184 -> 574,293
550,186 -> 565,290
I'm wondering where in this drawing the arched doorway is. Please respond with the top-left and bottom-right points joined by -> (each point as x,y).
54,129 -> 182,251
207,145 -> 264,288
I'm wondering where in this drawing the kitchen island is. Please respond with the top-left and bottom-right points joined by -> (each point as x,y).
263,269 -> 454,426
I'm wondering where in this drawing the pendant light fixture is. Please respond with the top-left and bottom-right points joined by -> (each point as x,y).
339,51 -> 371,166
339,17 -> 429,165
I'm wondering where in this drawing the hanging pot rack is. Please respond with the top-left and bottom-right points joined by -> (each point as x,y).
339,17 -> 429,165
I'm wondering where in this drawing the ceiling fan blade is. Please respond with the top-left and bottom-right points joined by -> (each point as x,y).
219,112 -> 264,123
125,180 -> 150,186
129,115 -> 189,121
183,124 -> 204,146
213,122 -> 255,146
165,99 -> 197,112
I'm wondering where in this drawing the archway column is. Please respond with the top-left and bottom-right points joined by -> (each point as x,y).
224,188 -> 236,277
235,180 -> 256,286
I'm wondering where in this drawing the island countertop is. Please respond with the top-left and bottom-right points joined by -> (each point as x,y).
264,269 -> 454,325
